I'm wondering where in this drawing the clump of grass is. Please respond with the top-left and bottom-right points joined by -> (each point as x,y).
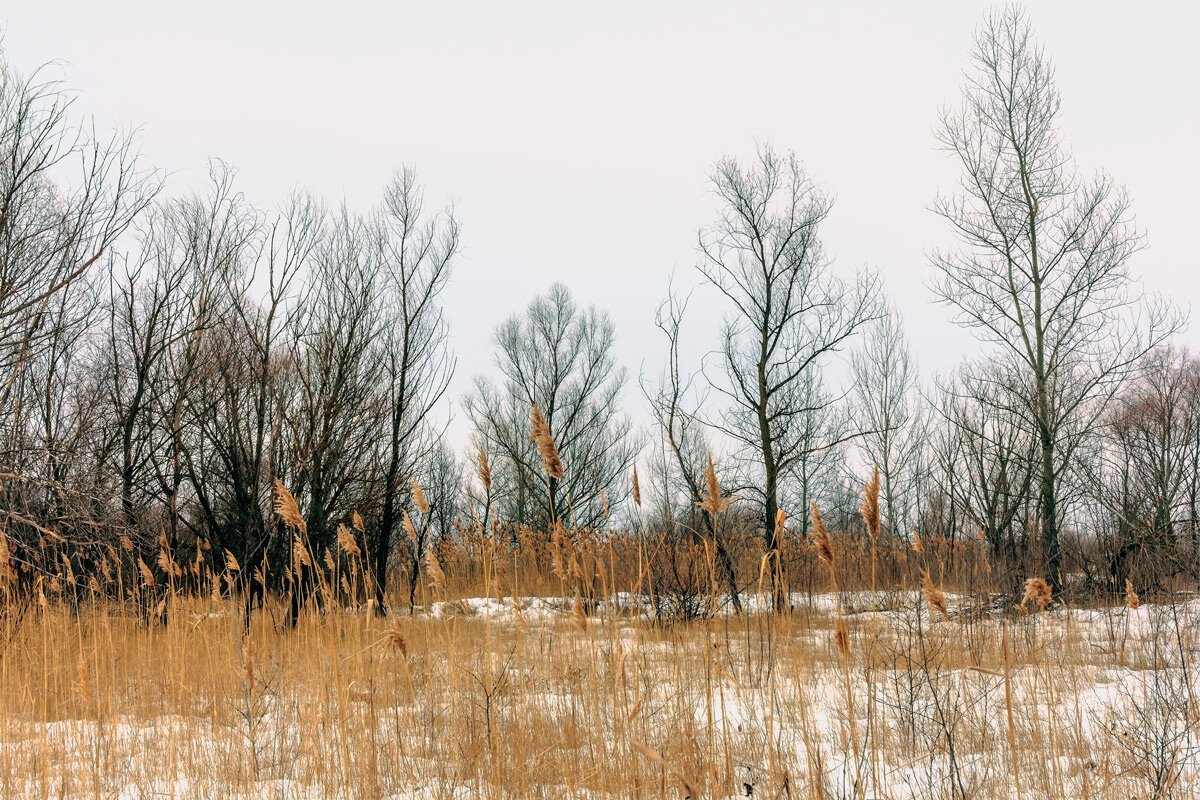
1020,577 -> 1053,611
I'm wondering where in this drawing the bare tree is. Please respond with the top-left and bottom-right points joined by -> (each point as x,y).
370,167 -> 459,612
465,283 -> 638,530
851,304 -> 928,539
931,8 -> 1182,585
1091,346 -> 1200,588
0,48 -> 158,556
931,360 -> 1036,578
698,143 -> 882,562
643,287 -> 742,611
183,191 -> 320,607
281,207 -> 386,624
0,52 -> 158,389
150,164 -> 260,553
103,206 -> 193,536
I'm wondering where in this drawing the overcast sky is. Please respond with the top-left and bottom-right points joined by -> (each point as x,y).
4,0 -> 1197,445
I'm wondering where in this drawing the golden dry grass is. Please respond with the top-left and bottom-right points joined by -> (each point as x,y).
2,530 -> 1197,800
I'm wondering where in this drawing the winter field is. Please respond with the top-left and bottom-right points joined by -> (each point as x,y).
3,4 -> 1200,799
3,587 -> 1198,800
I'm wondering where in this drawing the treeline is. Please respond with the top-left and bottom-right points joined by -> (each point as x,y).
0,9 -> 1196,615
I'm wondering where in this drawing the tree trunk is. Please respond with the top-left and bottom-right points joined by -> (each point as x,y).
1039,431 -> 1061,589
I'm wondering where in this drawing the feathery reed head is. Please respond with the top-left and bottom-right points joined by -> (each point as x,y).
834,617 -> 850,658
273,479 -> 306,534
572,589 -> 587,631
550,522 -> 567,581
386,625 -> 408,657
704,453 -> 719,507
530,402 -> 548,443
921,569 -> 948,618
862,464 -> 880,540
631,464 -> 641,507
292,532 -> 312,570
477,447 -> 492,491
697,453 -> 735,515
425,543 -> 446,594
137,557 -> 155,588
402,511 -> 417,546
352,510 -> 365,533
0,534 -> 14,593
1020,577 -> 1052,611
530,402 -> 564,480
412,480 -> 430,514
809,501 -> 833,566
337,523 -> 361,558
1125,579 -> 1139,610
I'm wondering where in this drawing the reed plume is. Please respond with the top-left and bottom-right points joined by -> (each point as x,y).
862,463 -> 880,540
412,480 -> 430,514
550,522 -> 567,582
477,447 -> 492,491
809,502 -> 833,567
386,625 -> 408,657
572,589 -> 587,631
426,544 -> 446,594
921,569 -> 948,618
137,557 -> 155,588
697,453 -> 735,515
631,464 -> 641,506
530,402 -> 564,480
273,479 -> 306,534
1124,579 -> 1139,610
402,511 -> 417,546
0,535 -> 13,595
834,618 -> 850,658
292,533 -> 312,569
1020,577 -> 1052,611
337,524 -> 361,558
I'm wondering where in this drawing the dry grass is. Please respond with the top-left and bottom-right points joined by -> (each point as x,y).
3,523 -> 1198,800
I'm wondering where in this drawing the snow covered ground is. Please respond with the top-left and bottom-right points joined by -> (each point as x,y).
3,592 -> 1198,799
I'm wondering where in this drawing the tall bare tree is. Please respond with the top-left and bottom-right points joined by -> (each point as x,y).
465,283 -> 638,530
0,49 -> 158,554
183,191 -> 320,602
281,208 -> 386,624
1092,346 -> 1200,587
698,143 -> 882,559
851,305 -> 928,539
931,360 -> 1036,577
931,8 -> 1181,585
0,53 -> 158,389
643,288 -> 742,610
370,167 -> 459,612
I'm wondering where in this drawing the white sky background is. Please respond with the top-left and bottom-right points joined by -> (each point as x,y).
4,0 -> 1198,450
